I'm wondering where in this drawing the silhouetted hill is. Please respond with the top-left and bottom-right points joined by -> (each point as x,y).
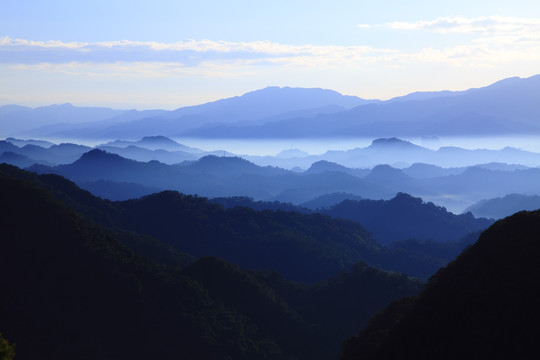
324,193 -> 493,244
0,165 -> 425,360
30,149 -> 173,187
0,151 -> 39,168
424,166 -> 540,200
102,135 -> 200,152
188,155 -> 289,177
300,193 -> 365,210
176,75 -> 540,138
210,196 -> 312,213
78,180 -> 162,201
30,150 -> 395,203
0,103 -> 126,135
1,164 -> 448,280
464,193 -> 540,219
62,87 -> 374,139
97,145 -> 199,164
4,137 -> 54,148
0,141 -> 19,154
304,160 -> 369,177
0,169 -> 281,360
364,165 -> 429,195
341,208 -> 540,359
7,142 -> 92,165
401,163 -> 464,179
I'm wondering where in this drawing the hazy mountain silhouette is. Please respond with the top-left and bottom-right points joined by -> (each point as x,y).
464,193 -> 540,219
1,163 -> 451,280
4,137 -> 54,148
171,75 -> 540,138
364,164 -> 429,195
101,135 -> 201,152
78,179 -> 162,201
300,193 -> 365,210
97,145 -> 199,164
21,145 -> 540,215
341,208 -> 540,359
0,103 -> 125,135
401,163 -> 465,179
4,75 -> 540,139
0,151 -> 43,168
304,160 -> 369,177
46,87 -> 374,139
0,140 -> 20,154
29,150 -> 395,202
0,103 -> 168,138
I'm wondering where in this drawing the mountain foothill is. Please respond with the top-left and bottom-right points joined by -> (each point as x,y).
2,74 -> 540,359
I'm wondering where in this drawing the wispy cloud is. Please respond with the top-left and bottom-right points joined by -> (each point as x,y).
383,15 -> 540,36
2,15 -> 540,81
0,36 -> 392,66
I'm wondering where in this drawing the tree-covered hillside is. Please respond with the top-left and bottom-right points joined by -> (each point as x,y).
341,209 -> 540,359
0,165 -> 423,360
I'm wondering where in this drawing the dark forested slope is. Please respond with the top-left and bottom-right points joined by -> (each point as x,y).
0,164 -> 465,281
325,193 -> 493,244
341,209 -> 540,360
0,165 -> 423,360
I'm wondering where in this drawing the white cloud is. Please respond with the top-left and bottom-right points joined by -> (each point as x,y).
383,15 -> 540,36
2,22 -> 540,82
0,36 -> 397,69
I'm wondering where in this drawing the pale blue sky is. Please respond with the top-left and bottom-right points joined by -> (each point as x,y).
2,0 -> 540,109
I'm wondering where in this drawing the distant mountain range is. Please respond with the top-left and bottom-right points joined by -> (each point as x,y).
3,135 -> 540,214
2,148 -> 538,360
464,194 -> 540,219
4,141 -> 535,213
2,74 -> 540,139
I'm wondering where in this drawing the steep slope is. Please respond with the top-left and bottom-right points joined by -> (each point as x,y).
0,170 -> 287,360
341,209 -> 540,359
0,165 -> 424,360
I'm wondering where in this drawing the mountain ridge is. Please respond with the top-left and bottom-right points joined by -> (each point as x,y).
4,74 -> 540,139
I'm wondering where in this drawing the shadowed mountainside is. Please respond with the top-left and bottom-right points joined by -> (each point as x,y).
324,193 -> 493,244
341,209 -> 540,360
0,164 -> 423,360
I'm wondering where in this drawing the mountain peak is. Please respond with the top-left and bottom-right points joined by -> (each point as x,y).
139,135 -> 178,144
370,137 -> 413,147
78,149 -> 124,162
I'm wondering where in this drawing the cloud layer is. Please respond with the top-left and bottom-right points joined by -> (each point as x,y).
2,15 -> 540,108
3,15 -> 540,75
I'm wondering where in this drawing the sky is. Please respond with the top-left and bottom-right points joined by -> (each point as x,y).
2,0 -> 540,109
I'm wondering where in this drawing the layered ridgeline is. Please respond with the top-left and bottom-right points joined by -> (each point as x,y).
465,193 -> 540,219
0,164 -> 426,360
323,193 -> 493,244
4,136 -> 540,214
0,163 -> 455,281
5,136 -> 540,170
341,209 -> 540,360
0,87 -> 372,138
3,75 -> 540,139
